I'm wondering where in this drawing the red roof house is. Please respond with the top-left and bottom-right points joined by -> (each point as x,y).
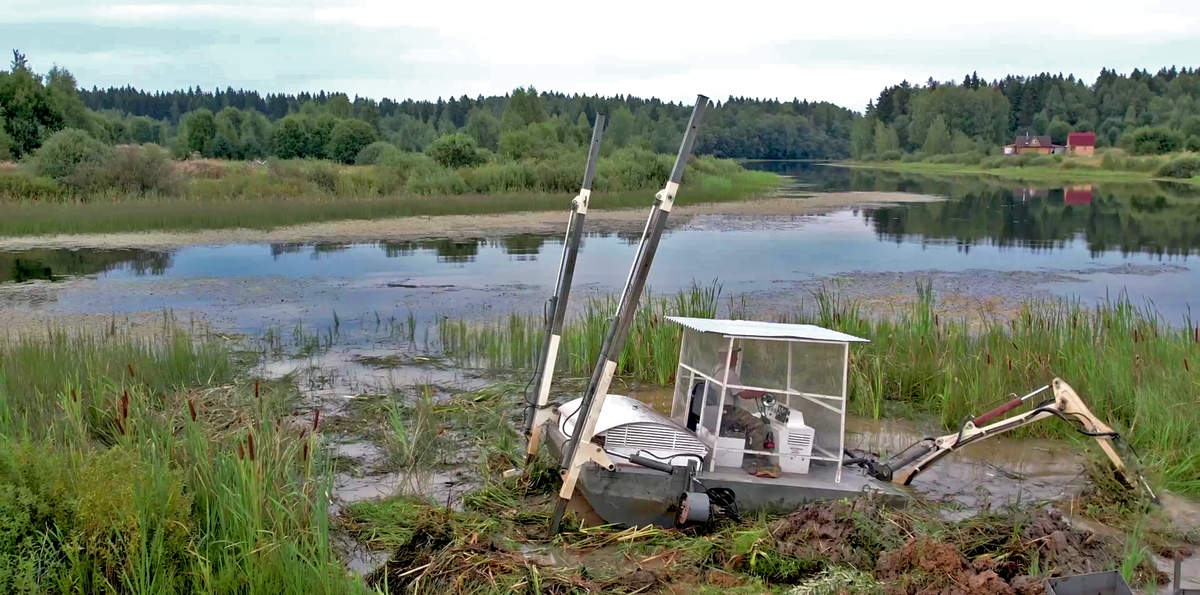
1067,132 -> 1096,156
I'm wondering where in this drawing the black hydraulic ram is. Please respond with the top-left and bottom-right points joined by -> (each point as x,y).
549,95 -> 710,535
521,113 -> 607,466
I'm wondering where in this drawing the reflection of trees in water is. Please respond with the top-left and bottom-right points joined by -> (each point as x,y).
493,234 -> 546,261
377,239 -> 484,263
858,175 -> 1200,257
742,161 -> 853,192
0,249 -> 173,282
269,243 -> 351,260
310,243 -> 350,260
270,243 -> 306,259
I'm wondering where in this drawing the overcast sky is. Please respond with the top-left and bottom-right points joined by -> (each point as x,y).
4,0 -> 1199,112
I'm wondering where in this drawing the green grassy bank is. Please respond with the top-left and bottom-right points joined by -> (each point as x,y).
439,283 -> 1200,496
843,149 -> 1200,186
0,170 -> 776,237
0,141 -> 780,236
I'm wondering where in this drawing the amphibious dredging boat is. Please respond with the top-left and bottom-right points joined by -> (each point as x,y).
514,95 -> 1151,532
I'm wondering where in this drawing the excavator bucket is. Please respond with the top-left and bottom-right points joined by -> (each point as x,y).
1052,379 -> 1155,502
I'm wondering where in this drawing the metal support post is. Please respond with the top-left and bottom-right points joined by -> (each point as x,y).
549,95 -> 709,534
521,114 -> 607,467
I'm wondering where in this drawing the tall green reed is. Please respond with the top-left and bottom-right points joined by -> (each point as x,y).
0,321 -> 361,594
439,280 -> 721,385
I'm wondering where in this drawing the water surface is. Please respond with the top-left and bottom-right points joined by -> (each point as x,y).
3,164 -> 1197,324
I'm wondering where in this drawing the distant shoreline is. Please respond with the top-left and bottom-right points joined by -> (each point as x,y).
835,159 -> 1200,185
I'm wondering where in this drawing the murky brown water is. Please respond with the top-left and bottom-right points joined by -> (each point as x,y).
626,384 -> 1086,511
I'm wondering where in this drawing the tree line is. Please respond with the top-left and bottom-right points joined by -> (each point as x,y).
855,66 -> 1200,158
7,47 -> 1200,167
0,50 -> 856,163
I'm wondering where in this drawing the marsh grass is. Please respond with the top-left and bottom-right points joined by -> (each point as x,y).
0,169 -> 778,236
439,280 -> 721,385
0,322 -> 358,594
438,281 -> 1200,495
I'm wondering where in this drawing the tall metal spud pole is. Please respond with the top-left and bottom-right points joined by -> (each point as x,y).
550,95 -> 709,534
521,113 -> 607,466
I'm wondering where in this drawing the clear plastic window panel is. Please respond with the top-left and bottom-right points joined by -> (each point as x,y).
787,395 -> 843,461
785,341 -> 847,461
739,338 -> 789,392
680,328 -> 724,375
788,341 -> 845,399
670,363 -> 693,425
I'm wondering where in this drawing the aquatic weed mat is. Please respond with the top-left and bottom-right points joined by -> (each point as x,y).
339,485 -> 1168,595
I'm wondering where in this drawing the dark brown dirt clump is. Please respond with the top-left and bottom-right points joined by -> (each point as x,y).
876,537 -> 1016,595
771,498 -> 899,569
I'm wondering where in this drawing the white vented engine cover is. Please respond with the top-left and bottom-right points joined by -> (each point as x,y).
777,411 -> 814,474
558,394 -> 709,466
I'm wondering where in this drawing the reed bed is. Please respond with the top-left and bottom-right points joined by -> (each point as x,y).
438,282 -> 1199,495
0,170 -> 778,236
0,322 -> 357,594
439,281 -> 721,386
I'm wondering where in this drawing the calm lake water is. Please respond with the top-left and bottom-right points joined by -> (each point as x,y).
3,163 -> 1198,323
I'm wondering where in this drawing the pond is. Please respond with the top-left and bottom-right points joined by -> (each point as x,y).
2,163 -> 1198,327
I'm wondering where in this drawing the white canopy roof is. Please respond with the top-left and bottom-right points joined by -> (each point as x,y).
666,317 -> 868,343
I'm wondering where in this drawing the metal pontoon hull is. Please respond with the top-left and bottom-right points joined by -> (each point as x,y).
546,403 -> 906,528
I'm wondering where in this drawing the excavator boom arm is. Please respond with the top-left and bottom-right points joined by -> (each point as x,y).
868,379 -> 1152,500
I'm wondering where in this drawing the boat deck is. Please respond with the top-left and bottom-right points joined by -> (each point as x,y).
701,462 -> 888,494
695,460 -> 904,511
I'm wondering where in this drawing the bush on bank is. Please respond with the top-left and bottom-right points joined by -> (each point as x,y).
0,143 -> 752,204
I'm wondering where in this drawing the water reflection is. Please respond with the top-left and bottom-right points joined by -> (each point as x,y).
856,175 -> 1200,258
0,248 -> 172,282
3,165 -> 1200,284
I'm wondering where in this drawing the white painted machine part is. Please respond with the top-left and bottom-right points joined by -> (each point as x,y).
525,334 -> 562,459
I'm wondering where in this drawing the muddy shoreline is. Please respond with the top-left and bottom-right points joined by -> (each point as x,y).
0,191 -> 939,250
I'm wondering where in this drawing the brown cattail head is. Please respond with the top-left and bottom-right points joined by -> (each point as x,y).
1186,358 -> 1191,373
312,409 -> 321,432
120,390 -> 129,421
986,351 -> 992,365
247,432 -> 256,461
187,399 -> 197,422
255,380 -> 260,402
127,363 -> 136,378
1194,325 -> 1198,344
70,388 -> 77,403
1133,328 -> 1139,344
115,412 -> 126,436
302,442 -> 310,462
1006,356 -> 1012,371
237,441 -> 245,460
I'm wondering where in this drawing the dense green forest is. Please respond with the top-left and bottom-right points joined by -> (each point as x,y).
5,46 -> 1200,170
0,50 -> 853,163
854,67 -> 1200,159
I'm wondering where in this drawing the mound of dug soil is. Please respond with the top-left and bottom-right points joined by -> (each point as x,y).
1019,509 -> 1113,577
771,500 -> 1161,595
770,499 -> 898,570
877,538 -> 1019,595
